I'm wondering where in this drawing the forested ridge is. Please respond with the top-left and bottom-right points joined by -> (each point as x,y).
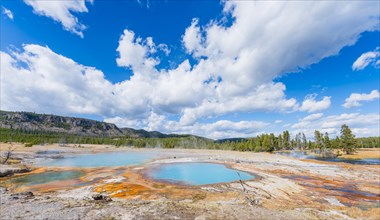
1,126 -> 378,153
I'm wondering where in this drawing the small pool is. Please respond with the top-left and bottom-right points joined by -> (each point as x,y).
37,152 -> 157,167
4,171 -> 84,186
275,151 -> 380,165
318,157 -> 380,165
148,162 -> 254,185
275,151 -> 313,159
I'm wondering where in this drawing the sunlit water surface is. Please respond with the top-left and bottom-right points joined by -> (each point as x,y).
37,152 -> 158,167
275,151 -> 380,165
148,162 -> 254,185
4,171 -> 84,186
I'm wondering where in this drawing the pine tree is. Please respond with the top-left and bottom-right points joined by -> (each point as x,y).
314,130 -> 323,152
301,133 -> 307,150
278,134 -> 283,150
283,130 -> 290,149
294,133 -> 302,149
254,136 -> 262,152
340,124 -> 356,154
269,133 -> 276,150
323,132 -> 331,149
262,135 -> 272,152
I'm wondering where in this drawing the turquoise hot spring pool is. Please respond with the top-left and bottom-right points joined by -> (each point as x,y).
37,152 -> 157,167
147,162 -> 254,185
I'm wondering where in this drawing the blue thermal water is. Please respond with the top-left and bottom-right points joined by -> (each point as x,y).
5,171 -> 84,186
148,162 -> 254,185
275,151 -> 380,165
38,152 -> 157,167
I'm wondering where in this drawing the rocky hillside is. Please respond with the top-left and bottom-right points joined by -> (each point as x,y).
0,111 -> 169,138
121,128 -> 170,138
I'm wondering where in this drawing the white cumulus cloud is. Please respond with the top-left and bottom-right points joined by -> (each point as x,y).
2,6 -> 13,20
182,1 -> 379,91
292,113 -> 380,137
2,0 -> 380,138
1,45 -> 115,116
182,18 -> 204,56
177,0 -> 377,121
292,113 -> 323,129
352,48 -> 380,71
299,94 -> 331,113
343,90 -> 380,108
23,0 -> 92,37
117,30 -> 157,73
303,113 -> 324,122
105,113 -> 268,139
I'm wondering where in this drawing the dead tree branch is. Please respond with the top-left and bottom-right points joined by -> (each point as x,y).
2,143 -> 16,164
236,172 -> 260,206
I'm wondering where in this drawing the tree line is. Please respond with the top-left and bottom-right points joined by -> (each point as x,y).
222,124 -> 369,154
0,124 -> 379,154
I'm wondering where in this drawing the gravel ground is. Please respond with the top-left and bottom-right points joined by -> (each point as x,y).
0,143 -> 379,220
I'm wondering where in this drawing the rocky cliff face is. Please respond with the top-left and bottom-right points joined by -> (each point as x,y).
0,111 -> 123,136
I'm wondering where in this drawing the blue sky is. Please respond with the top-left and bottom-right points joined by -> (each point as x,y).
1,0 -> 379,139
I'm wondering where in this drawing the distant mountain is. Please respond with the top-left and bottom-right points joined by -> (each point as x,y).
120,128 -> 170,138
0,110 -> 172,138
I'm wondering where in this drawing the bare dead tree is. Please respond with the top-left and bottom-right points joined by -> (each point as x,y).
236,172 -> 260,206
2,143 -> 16,164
